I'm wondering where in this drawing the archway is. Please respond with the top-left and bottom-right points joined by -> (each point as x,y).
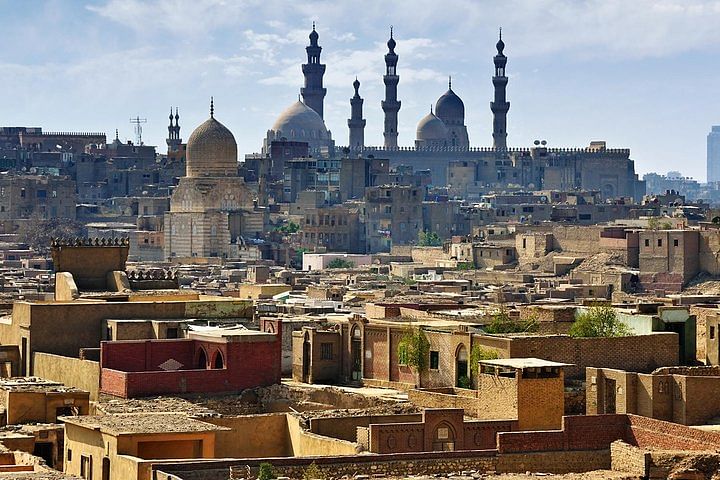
196,348 -> 208,369
351,325 -> 362,382
432,422 -> 456,451
455,344 -> 468,388
212,350 -> 225,369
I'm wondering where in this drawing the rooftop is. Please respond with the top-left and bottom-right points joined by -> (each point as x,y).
62,413 -> 228,436
480,358 -> 573,370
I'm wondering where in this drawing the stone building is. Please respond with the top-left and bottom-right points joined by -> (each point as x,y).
363,184 -> 423,252
0,174 -> 76,229
164,101 -> 260,259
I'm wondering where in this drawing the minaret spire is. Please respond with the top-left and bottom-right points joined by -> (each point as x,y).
210,97 -> 214,118
382,26 -> 401,149
301,23 -> 327,118
491,27 -> 510,150
348,77 -> 366,149
167,106 -> 182,152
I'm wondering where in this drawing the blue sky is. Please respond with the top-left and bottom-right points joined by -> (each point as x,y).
3,0 -> 720,180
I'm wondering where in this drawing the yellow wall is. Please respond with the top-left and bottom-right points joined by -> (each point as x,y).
32,353 -> 100,400
517,373 -> 565,430
203,414 -> 291,458
285,414 -> 360,456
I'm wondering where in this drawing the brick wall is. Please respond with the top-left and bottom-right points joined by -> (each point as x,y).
627,414 -> 720,450
610,441 -> 649,476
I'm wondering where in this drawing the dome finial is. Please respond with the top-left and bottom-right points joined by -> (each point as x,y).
313,21 -> 315,31
387,26 -> 396,52
169,108 -> 173,121
430,104 -> 433,114
390,25 -> 393,39
115,129 -> 119,141
175,107 -> 179,121
210,97 -> 214,118
499,27 -> 502,41
449,76 -> 452,89
496,27 -> 505,54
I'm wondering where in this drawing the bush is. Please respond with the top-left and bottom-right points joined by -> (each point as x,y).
483,308 -> 538,334
257,462 -> 275,480
303,461 -> 325,480
398,327 -> 430,372
417,231 -> 443,246
457,375 -> 471,389
470,345 -> 499,377
327,258 -> 355,269
456,262 -> 474,270
569,304 -> 630,338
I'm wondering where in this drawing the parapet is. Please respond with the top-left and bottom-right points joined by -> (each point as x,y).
51,237 -> 130,291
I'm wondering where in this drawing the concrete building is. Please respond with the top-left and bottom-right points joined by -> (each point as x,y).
708,126 -> 720,183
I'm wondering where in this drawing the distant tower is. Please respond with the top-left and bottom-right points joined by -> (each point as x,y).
301,23 -> 327,119
167,107 -> 182,153
491,28 -> 510,150
708,126 -> 720,183
348,78 -> 366,149
382,27 -> 401,149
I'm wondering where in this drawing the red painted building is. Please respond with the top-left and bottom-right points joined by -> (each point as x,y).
100,319 -> 281,398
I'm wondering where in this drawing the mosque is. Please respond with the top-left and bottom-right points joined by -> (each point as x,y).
259,25 -> 645,200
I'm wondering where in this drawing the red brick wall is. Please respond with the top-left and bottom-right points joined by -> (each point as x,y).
626,415 -> 720,450
100,339 -> 195,372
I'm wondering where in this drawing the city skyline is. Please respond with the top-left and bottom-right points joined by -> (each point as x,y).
4,0 -> 720,179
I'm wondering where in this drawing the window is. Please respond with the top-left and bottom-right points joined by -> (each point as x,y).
320,343 -> 333,360
430,351 -> 440,370
711,326 -> 716,340
67,449 -> 72,462
658,239 -> 662,247
674,239 -> 679,247
80,455 -> 92,479
644,239 -> 650,247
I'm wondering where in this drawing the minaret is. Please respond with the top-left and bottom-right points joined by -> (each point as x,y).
348,78 -> 366,149
167,107 -> 182,152
382,27 -> 401,149
301,22 -> 327,119
491,28 -> 510,150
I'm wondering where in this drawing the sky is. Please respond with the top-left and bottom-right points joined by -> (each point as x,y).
3,0 -> 720,180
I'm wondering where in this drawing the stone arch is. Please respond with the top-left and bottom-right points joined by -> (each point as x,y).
212,349 -> 225,369
455,344 -> 469,387
196,347 -> 208,369
432,421 -> 456,451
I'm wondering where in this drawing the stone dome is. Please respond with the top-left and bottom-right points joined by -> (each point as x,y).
416,111 -> 449,141
186,115 -> 238,178
435,88 -> 465,124
271,100 -> 331,143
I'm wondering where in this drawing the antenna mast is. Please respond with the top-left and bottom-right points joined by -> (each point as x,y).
129,116 -> 147,145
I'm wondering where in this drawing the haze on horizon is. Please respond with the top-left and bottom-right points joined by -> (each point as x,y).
2,0 -> 720,180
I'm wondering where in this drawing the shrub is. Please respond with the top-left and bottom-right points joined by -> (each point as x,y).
303,461 -> 325,480
257,462 -> 275,480
470,345 -> 499,377
397,327 -> 430,372
483,308 -> 538,334
326,258 -> 355,269
457,375 -> 471,389
569,304 -> 630,338
417,231 -> 443,246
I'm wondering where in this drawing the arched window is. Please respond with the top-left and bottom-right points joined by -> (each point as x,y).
212,350 -> 225,369
197,348 -> 208,369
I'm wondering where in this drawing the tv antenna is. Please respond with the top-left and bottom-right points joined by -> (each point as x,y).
129,116 -> 147,145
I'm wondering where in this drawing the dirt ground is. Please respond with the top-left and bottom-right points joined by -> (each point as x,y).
388,473 -> 640,480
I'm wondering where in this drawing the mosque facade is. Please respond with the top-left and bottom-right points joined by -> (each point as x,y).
260,26 -> 646,201
165,100 -> 259,259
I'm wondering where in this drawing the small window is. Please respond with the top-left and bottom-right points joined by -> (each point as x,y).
166,328 -> 179,339
711,326 -> 716,340
67,449 -> 72,462
658,239 -> 662,247
674,239 -> 679,247
644,239 -> 650,247
320,342 -> 333,360
430,351 -> 440,370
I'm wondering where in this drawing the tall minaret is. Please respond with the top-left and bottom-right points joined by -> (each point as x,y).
382,27 -> 401,149
348,78 -> 366,149
301,22 -> 327,119
166,107 -> 182,152
491,28 -> 510,150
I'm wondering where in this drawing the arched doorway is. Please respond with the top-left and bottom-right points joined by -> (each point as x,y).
351,325 -> 362,382
456,344 -> 468,388
213,350 -> 225,369
197,348 -> 207,369
432,422 -> 456,451
302,332 -> 311,383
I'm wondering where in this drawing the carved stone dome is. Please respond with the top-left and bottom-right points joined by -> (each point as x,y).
271,100 -> 330,142
416,111 -> 448,142
185,115 -> 238,178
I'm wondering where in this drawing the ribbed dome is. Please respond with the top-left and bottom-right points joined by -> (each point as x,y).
185,116 -> 238,178
271,101 -> 330,142
435,88 -> 465,123
416,111 -> 448,141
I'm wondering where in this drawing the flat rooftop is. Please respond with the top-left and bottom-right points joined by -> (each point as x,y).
0,377 -> 86,393
62,413 -> 228,436
480,358 -> 573,370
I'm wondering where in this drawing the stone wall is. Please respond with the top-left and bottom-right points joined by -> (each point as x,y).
32,352 -> 100,400
610,441 -> 649,477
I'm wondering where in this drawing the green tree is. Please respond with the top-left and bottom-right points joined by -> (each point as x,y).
417,230 -> 443,246
469,345 -> 499,377
569,304 -> 630,338
274,221 -> 299,234
257,463 -> 275,480
303,462 -> 325,480
483,307 -> 539,334
326,258 -> 355,269
398,327 -> 430,372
